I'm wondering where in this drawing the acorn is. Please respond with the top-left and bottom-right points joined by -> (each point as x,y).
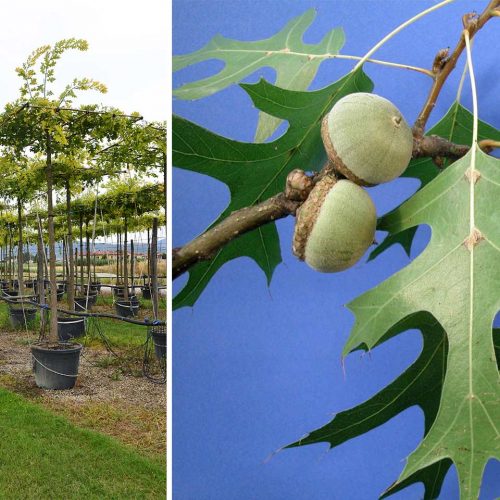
321,93 -> 413,186
293,176 -> 376,273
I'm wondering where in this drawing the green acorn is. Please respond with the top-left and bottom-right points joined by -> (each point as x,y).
293,176 -> 376,273
321,92 -> 413,186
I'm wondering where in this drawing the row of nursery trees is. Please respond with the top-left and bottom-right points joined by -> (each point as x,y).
0,39 -> 166,344
0,181 -> 165,299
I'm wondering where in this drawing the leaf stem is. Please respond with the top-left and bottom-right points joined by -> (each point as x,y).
331,55 -> 433,78
353,0 -> 455,72
464,30 -> 478,149
455,59 -> 469,103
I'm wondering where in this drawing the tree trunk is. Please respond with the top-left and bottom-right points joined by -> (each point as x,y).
151,217 -> 159,319
86,223 -> 91,286
147,228 -> 150,287
8,227 -> 13,288
37,217 -> 46,335
130,239 -> 134,291
0,243 -> 2,283
119,232 -> 123,284
44,245 -> 49,283
62,238 -> 66,282
93,246 -> 96,283
74,247 -> 78,295
45,133 -> 58,342
163,151 -> 167,217
79,213 -> 84,291
26,241 -> 31,281
123,217 -> 129,300
17,198 -> 24,297
65,181 -> 75,309
116,233 -> 120,285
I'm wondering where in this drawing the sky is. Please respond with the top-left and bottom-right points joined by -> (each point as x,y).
0,0 -> 167,122
0,0 -> 167,241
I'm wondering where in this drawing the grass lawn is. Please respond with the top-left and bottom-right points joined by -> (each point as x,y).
0,388 -> 165,499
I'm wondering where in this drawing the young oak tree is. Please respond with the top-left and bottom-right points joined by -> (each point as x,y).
0,38 -> 107,342
173,1 -> 500,499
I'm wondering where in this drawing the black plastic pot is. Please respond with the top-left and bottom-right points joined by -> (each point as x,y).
31,342 -> 82,390
57,316 -> 86,342
56,289 -> 65,301
82,284 -> 100,295
142,287 -> 152,300
114,286 -> 135,298
9,307 -> 37,328
77,293 -> 97,305
115,300 -> 139,317
74,296 -> 93,311
151,327 -> 166,360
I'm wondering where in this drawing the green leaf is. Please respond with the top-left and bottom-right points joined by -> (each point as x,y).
287,312 -> 451,498
173,9 -> 345,141
368,226 -> 417,262
343,149 -> 500,498
173,70 -> 373,309
288,314 -> 498,499
369,103 -> 500,261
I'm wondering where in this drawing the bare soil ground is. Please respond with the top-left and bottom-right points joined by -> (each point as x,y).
0,329 -> 166,463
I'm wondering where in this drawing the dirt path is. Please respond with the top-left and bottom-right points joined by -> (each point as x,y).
0,329 -> 166,462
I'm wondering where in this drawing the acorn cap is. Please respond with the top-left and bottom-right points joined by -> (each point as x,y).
322,93 -> 413,186
293,177 -> 376,273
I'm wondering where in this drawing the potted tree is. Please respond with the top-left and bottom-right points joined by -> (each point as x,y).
0,39 -> 107,389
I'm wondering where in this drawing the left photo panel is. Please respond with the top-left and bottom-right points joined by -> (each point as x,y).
0,0 -> 167,498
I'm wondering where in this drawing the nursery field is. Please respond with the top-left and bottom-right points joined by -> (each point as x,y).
0,35 -> 166,500
0,290 -> 166,498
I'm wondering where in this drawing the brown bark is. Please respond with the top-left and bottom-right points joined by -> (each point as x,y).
413,0 -> 500,135
66,180 -> 75,310
37,217 -> 46,335
173,193 -> 300,279
79,212 -> 84,290
17,198 -> 24,297
151,217 -> 159,319
45,132 -> 59,342
123,217 -> 129,301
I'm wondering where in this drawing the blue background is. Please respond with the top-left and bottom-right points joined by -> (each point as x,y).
172,1 -> 500,498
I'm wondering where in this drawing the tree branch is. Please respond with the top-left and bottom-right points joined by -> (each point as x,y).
173,135 -> 475,279
172,193 -> 301,279
413,135 -> 469,159
413,0 -> 500,136
173,1 -> 500,280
